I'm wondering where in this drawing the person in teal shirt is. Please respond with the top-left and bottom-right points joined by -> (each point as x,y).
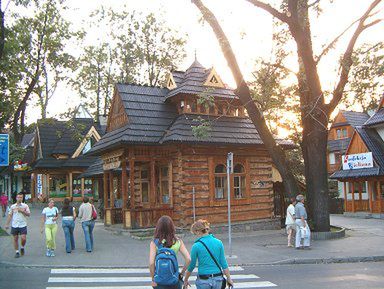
184,219 -> 234,289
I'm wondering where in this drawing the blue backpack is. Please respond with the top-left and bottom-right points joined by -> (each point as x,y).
154,239 -> 179,286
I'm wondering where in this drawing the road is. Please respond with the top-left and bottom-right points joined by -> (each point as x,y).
0,262 -> 383,289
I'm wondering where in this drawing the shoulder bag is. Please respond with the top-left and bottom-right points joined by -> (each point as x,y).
197,240 -> 227,289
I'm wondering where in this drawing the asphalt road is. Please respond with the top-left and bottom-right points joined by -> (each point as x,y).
0,262 -> 384,289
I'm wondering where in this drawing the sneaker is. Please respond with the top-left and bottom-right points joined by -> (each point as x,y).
50,250 -> 55,257
46,249 -> 51,257
20,248 -> 25,256
15,252 -> 20,258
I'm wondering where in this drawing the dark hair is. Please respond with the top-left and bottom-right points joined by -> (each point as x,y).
290,197 -> 296,204
16,193 -> 23,197
83,196 -> 89,203
63,198 -> 70,209
154,215 -> 177,248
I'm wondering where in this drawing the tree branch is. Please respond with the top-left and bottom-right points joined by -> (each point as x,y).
191,0 -> 300,197
245,0 -> 291,24
325,0 -> 383,116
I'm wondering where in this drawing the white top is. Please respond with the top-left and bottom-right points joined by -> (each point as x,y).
42,207 -> 59,225
9,203 -> 30,228
285,204 -> 295,225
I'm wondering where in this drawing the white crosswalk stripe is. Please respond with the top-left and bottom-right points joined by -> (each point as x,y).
46,266 -> 277,289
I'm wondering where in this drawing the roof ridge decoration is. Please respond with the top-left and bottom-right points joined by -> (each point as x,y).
203,67 -> 225,88
166,73 -> 177,90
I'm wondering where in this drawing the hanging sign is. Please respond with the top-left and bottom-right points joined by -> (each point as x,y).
37,174 -> 43,196
0,134 -> 9,166
342,152 -> 374,170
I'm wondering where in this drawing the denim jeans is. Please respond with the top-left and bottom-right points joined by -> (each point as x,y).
195,276 -> 224,289
81,220 -> 95,252
154,280 -> 182,289
62,219 -> 75,253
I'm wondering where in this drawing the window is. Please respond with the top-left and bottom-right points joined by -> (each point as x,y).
217,103 -> 224,115
336,128 -> 347,139
209,104 -> 215,114
235,108 -> 239,117
158,166 -> 170,204
214,164 -> 227,199
84,179 -> 93,197
234,164 -> 246,199
141,166 -> 149,203
82,138 -> 94,155
50,174 -> 68,197
329,153 -> 336,165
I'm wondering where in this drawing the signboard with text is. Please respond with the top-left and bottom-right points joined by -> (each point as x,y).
342,152 -> 374,170
37,174 -> 43,196
0,134 -> 9,166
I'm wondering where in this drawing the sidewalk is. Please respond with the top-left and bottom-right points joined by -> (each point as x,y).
0,209 -> 383,268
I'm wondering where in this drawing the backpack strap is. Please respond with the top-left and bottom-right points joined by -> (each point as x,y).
154,239 -> 164,249
197,240 -> 223,276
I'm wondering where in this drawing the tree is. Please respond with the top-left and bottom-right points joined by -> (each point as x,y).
0,0 -> 78,142
344,42 -> 384,111
72,9 -> 187,119
192,0 -> 382,231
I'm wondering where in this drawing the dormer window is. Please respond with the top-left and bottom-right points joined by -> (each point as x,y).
203,68 -> 225,88
82,138 -> 95,155
180,100 -> 185,109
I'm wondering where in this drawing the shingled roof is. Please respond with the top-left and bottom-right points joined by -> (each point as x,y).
32,118 -> 104,170
327,138 -> 351,153
364,108 -> 384,127
89,60 -> 294,155
331,110 -> 370,128
330,126 -> 384,179
166,60 -> 236,100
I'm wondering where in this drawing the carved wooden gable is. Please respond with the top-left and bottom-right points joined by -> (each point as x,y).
203,68 -> 225,88
107,91 -> 129,133
166,73 -> 177,90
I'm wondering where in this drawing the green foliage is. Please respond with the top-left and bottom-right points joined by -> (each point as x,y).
0,0 -> 79,132
197,88 -> 215,109
191,117 -> 211,139
344,42 -> 384,111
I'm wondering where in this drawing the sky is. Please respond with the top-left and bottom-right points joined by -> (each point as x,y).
9,0 -> 384,132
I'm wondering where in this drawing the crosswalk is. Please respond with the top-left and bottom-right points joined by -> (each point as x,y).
46,266 -> 277,289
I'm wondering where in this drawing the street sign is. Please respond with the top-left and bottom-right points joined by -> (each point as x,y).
0,134 -> 9,166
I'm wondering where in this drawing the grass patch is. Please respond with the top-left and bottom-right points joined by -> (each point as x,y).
330,226 -> 343,232
0,226 -> 9,236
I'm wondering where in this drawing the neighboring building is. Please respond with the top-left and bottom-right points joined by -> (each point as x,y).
327,110 -> 370,199
88,60 -> 293,229
30,117 -> 105,202
330,98 -> 384,214
327,110 -> 370,174
0,133 -> 35,201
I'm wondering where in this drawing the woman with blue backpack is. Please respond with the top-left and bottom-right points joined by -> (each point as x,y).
149,215 -> 191,289
183,219 -> 234,289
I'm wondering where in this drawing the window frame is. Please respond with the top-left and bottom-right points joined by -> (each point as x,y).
140,165 -> 150,203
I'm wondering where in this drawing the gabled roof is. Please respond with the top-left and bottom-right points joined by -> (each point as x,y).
364,108 -> 384,127
165,60 -> 236,100
21,133 -> 35,149
32,118 -> 105,170
330,126 -> 384,179
332,110 -> 370,128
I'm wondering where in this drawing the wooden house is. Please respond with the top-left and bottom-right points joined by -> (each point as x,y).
88,60 -> 293,229
327,110 -> 369,174
30,114 -> 105,202
330,99 -> 384,214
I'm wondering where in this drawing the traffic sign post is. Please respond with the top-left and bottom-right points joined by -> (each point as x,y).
0,134 -> 9,167
227,152 -> 233,257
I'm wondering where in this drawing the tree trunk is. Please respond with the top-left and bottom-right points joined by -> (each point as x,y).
0,2 -> 4,61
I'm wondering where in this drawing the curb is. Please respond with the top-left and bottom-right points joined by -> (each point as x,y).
2,255 -> 384,269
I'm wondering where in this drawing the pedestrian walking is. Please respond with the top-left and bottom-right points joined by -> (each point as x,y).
149,215 -> 191,289
41,199 -> 59,257
285,197 -> 296,247
184,219 -> 234,289
0,192 -> 8,217
5,193 -> 31,258
78,196 -> 95,252
295,194 -> 311,249
61,198 -> 76,253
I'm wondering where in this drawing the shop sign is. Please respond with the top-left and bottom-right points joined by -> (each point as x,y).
342,152 -> 373,170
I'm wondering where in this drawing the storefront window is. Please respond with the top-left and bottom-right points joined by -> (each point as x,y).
72,175 -> 82,197
84,179 -> 93,197
159,166 -> 169,204
50,174 -> 68,197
